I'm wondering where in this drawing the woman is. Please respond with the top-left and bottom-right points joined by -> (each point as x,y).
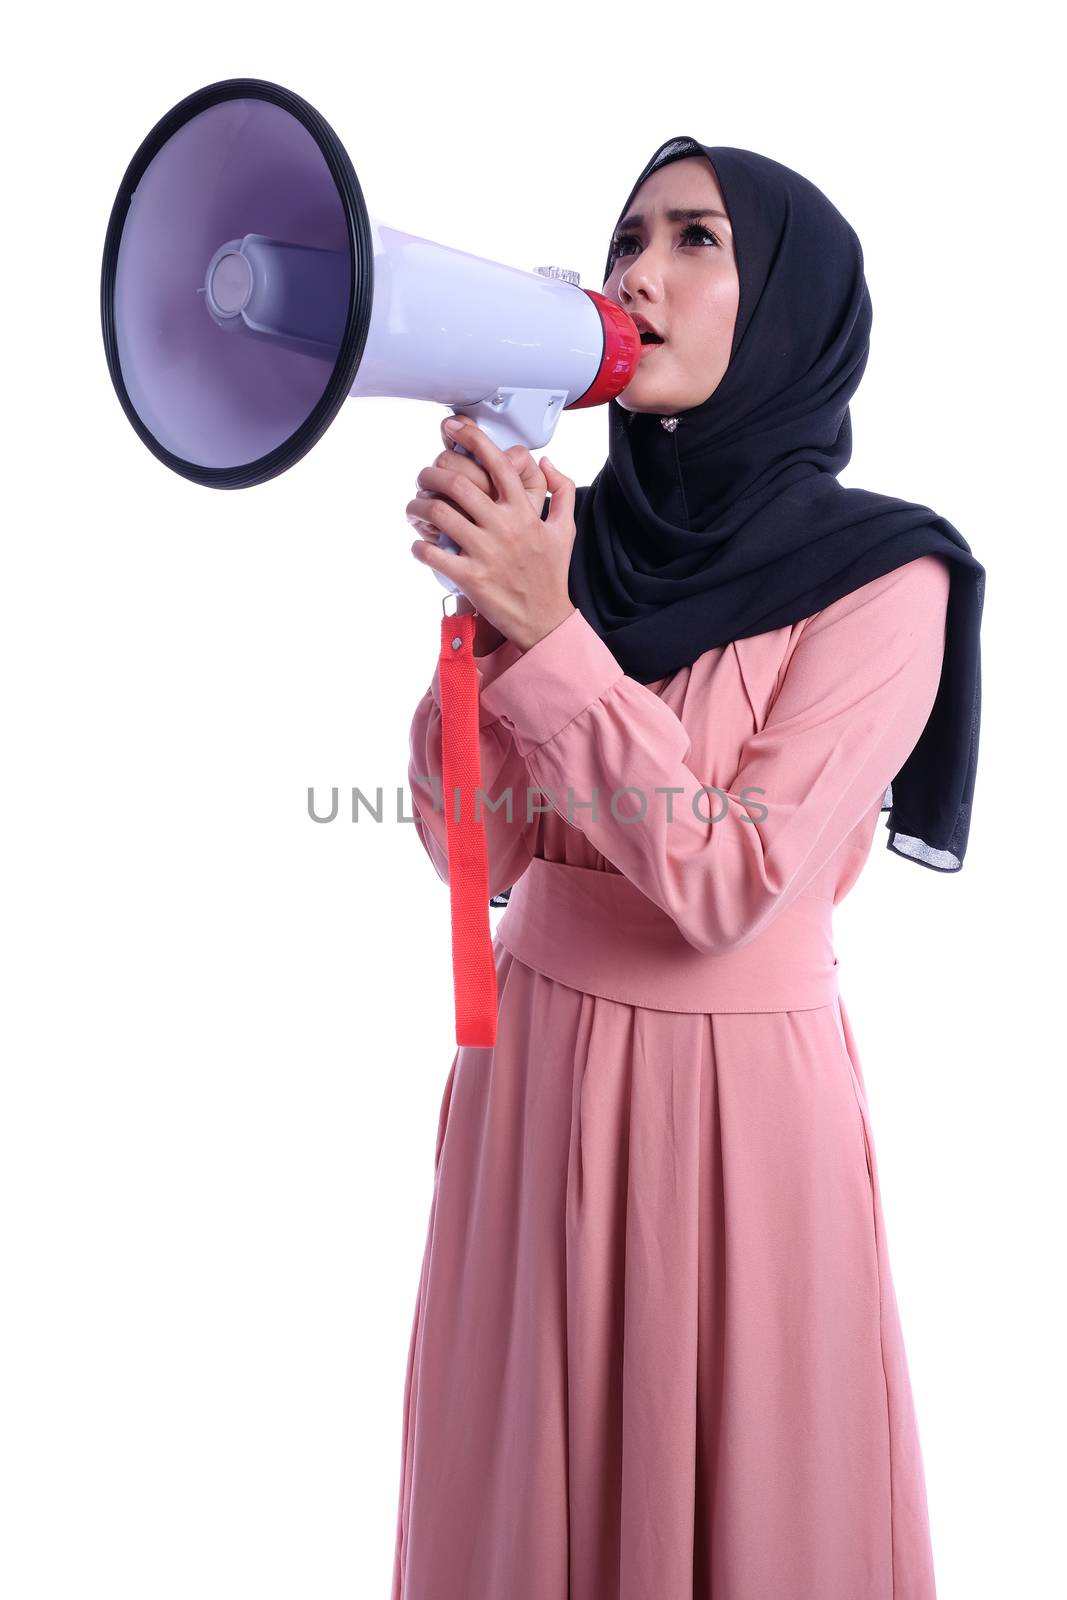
392,137 -> 984,1599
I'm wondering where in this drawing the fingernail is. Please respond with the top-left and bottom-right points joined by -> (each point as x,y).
443,418 -> 463,436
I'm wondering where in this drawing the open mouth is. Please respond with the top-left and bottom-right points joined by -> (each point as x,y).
640,331 -> 665,345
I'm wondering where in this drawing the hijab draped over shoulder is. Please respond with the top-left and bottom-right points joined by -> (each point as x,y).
567,137 -> 985,871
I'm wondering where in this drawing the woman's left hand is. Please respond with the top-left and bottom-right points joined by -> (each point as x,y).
406,418 -> 578,653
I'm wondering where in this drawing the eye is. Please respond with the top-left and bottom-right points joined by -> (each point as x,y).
608,220 -> 721,269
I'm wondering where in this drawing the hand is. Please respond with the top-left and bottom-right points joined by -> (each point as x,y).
408,416 -> 552,654
409,416 -> 550,543
406,418 -> 577,654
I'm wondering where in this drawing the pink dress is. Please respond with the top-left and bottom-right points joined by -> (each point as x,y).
391,553 -> 950,1600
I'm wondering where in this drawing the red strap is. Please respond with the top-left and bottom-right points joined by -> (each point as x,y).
437,609 -> 498,1046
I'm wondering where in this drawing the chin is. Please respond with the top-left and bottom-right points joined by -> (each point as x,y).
617,395 -> 677,414
616,373 -> 686,414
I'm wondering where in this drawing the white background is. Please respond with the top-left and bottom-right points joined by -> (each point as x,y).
2,2 -> 1062,1596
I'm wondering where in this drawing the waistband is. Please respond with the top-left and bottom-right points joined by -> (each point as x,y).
495,857 -> 839,1014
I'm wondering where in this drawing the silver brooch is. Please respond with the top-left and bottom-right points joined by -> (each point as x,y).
659,416 -> 680,432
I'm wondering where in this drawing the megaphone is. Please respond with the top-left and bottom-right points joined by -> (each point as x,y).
100,77 -> 642,1052
100,76 -> 641,596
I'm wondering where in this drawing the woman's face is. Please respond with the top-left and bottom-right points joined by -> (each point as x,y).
605,155 -> 740,414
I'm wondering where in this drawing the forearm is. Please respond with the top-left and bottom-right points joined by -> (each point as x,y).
474,559 -> 952,953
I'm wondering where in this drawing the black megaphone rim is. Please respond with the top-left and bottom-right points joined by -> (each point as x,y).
100,77 -> 374,490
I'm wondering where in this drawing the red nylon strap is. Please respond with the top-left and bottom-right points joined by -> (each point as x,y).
437,609 -> 498,1046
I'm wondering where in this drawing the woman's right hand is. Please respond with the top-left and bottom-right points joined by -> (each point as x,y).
409,418 -> 550,545
409,419 -> 551,653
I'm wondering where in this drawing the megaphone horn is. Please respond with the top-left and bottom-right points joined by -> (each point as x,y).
100,77 -> 640,495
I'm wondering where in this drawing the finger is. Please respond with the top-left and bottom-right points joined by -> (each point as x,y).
405,493 -> 485,556
430,451 -> 494,492
444,419 -> 522,506
414,486 -> 466,528
418,464 -> 494,510
408,492 -> 445,537
410,535 -> 471,588
505,445 -> 548,493
415,466 -> 493,515
541,457 -> 576,524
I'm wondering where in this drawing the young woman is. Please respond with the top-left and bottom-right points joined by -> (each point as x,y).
392,137 -> 985,1599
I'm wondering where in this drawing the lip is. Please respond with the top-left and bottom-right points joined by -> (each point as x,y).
630,313 -> 664,340
638,340 -> 665,358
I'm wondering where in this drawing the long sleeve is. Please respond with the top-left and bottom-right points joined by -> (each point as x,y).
407,634 -> 540,898
476,555 -> 951,955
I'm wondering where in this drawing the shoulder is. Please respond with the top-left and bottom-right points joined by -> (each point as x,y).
771,555 -> 951,711
801,554 -> 951,646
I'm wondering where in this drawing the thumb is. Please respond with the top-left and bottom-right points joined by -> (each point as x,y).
541,457 -> 575,526
505,445 -> 545,493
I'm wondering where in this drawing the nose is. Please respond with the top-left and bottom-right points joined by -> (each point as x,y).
618,253 -> 664,309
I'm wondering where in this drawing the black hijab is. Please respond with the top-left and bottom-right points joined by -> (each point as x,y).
563,136 -> 985,875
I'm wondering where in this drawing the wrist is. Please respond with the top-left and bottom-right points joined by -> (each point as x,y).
513,603 -> 577,654
473,613 -> 507,655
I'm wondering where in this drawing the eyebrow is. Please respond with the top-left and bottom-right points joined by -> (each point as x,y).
614,207 -> 729,232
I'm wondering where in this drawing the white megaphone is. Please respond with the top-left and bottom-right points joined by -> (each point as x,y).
100,77 -> 643,597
